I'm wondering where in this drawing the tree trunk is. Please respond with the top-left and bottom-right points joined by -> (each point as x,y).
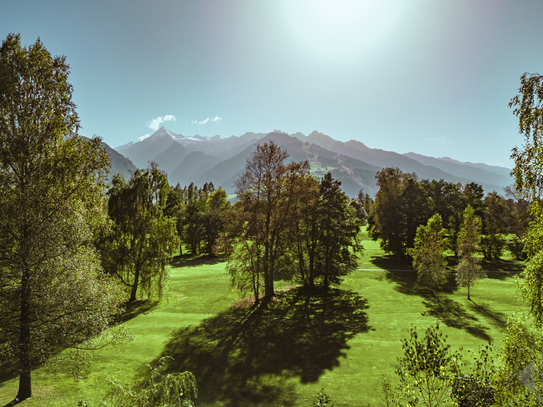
17,268 -> 32,402
467,282 -> 471,301
264,274 -> 274,299
129,267 -> 140,302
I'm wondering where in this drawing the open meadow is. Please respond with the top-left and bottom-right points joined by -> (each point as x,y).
0,228 -> 527,406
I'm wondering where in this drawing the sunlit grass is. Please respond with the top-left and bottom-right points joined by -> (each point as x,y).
0,230 -> 527,406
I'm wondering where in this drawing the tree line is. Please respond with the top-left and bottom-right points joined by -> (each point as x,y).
368,168 -> 529,261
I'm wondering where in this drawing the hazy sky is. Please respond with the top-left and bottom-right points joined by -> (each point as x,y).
3,0 -> 543,167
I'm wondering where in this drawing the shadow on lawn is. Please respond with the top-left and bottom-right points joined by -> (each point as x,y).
467,300 -> 508,330
481,258 -> 524,272
170,254 -> 225,268
147,287 -> 371,407
114,299 -> 159,324
421,294 -> 492,342
370,254 -> 413,271
381,265 -> 495,342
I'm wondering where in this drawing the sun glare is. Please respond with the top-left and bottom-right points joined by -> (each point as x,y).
284,0 -> 404,61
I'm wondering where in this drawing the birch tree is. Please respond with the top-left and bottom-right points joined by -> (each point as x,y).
0,34 -> 123,403
456,205 -> 485,300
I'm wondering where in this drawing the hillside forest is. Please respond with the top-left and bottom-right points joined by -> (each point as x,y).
3,35 -> 543,406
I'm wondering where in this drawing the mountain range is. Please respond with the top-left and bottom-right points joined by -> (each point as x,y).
110,127 -> 513,198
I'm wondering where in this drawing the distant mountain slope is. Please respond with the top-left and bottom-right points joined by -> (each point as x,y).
328,139 -> 506,193
169,151 -> 216,187
82,137 -> 136,181
154,141 -> 188,174
404,152 -> 513,190
112,127 -> 513,197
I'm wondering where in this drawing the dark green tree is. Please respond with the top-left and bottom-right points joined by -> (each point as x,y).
314,172 -> 363,289
368,167 -> 417,258
481,192 -> 510,260
0,34 -> 123,403
104,163 -> 179,302
399,178 -> 433,254
165,183 -> 186,254
202,188 -> 230,255
181,199 -> 206,255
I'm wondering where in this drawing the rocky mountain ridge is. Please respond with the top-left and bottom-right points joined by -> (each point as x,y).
112,127 -> 513,197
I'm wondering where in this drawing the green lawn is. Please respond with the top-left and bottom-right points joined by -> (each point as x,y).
0,230 -> 527,406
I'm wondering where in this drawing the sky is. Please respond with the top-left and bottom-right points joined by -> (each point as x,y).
2,0 -> 543,167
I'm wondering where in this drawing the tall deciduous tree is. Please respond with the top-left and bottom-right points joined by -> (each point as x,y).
456,205 -> 485,300
104,163 -> 179,302
509,72 -> 543,326
409,214 -> 448,294
217,141 -> 310,305
0,34 -> 123,403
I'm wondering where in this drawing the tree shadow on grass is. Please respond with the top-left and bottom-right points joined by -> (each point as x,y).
467,300 -> 508,330
170,254 -> 225,268
485,270 -> 521,281
381,269 -> 495,342
481,258 -> 524,272
114,299 -> 159,324
421,294 -> 492,342
146,287 -> 371,407
369,255 -> 413,271
384,270 -> 458,297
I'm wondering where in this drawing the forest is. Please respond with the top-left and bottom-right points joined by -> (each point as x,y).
2,35 -> 543,407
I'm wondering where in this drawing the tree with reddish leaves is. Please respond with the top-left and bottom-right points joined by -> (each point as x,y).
216,141 -> 310,305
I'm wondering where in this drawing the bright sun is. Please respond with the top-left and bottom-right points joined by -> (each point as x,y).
284,0 -> 404,61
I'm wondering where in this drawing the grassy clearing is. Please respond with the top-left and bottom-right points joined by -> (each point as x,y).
0,229 -> 527,406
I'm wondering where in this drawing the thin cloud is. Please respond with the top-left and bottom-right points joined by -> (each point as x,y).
192,116 -> 223,125
147,115 -> 177,131
138,133 -> 151,141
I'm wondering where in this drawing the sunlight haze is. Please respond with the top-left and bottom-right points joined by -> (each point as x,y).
3,0 -> 543,166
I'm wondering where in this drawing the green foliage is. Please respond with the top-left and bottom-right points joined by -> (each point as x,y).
368,167 -> 419,257
494,313 -> 543,405
508,236 -> 527,260
409,214 -> 448,293
294,172 -> 363,289
456,205 -> 485,299
395,324 -> 461,407
451,346 -> 496,407
102,163 -> 180,302
0,33 -> 123,401
368,168 -> 492,259
510,72 -> 543,200
517,208 -> 543,326
314,389 -> 334,407
480,234 -> 506,260
217,141 -> 311,303
106,357 -> 198,407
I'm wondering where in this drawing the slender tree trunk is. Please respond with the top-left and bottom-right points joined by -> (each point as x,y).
17,267 -> 32,402
468,282 -> 471,301
129,267 -> 140,302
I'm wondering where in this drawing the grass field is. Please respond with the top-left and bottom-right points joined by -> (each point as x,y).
0,229 -> 527,406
